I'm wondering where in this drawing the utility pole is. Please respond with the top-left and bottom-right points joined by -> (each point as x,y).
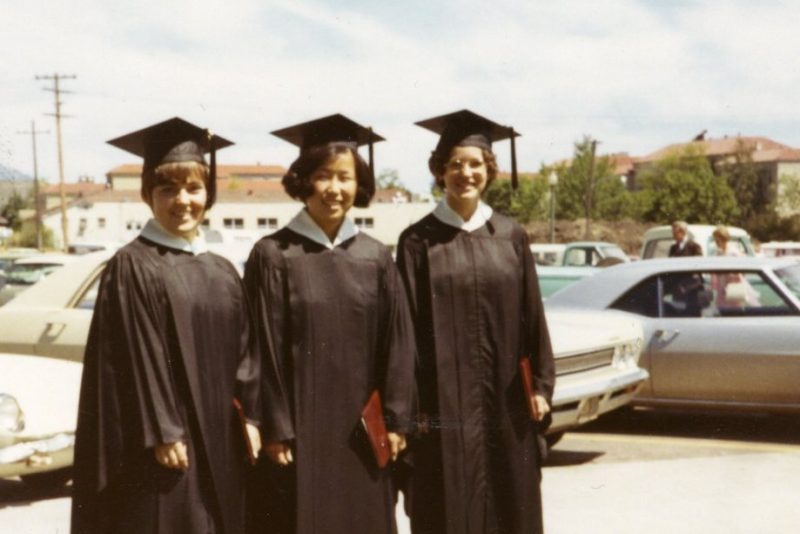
584,139 -> 598,240
17,121 -> 49,250
36,73 -> 76,252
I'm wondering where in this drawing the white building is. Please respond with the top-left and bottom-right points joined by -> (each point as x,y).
36,164 -> 434,251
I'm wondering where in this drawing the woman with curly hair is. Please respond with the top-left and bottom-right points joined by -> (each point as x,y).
397,110 -> 555,534
244,114 -> 416,534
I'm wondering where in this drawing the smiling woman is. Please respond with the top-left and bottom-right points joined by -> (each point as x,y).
71,118 -> 262,534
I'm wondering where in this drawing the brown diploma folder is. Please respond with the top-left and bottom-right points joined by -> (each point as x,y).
519,358 -> 542,422
361,390 -> 391,469
232,398 -> 257,465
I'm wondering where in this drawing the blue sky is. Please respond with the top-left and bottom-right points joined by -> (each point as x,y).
2,0 -> 800,193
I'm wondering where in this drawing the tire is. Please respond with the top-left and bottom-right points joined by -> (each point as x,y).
20,467 -> 72,490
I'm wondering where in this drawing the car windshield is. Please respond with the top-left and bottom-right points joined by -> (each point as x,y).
774,264 -> 800,300
5,263 -> 61,285
539,275 -> 584,299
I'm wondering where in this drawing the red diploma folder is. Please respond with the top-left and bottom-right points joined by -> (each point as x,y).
361,390 -> 391,469
519,358 -> 542,422
232,398 -> 257,466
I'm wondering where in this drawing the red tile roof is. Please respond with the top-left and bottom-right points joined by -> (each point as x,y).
107,163 -> 287,178
639,136 -> 793,163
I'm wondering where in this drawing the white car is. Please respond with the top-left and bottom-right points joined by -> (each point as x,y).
0,352 -> 82,488
545,309 -> 648,445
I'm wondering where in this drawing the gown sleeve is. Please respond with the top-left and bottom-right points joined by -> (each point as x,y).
243,242 -> 295,443
377,248 -> 417,434
518,231 -> 556,403
73,251 -> 185,503
235,273 -> 262,426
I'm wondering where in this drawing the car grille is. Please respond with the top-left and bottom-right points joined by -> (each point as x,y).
556,348 -> 615,375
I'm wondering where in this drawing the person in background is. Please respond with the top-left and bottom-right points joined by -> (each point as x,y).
244,114 -> 415,534
668,220 -> 703,257
397,110 -> 555,534
712,225 -> 741,257
71,118 -> 261,534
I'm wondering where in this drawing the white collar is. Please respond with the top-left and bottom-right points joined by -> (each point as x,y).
433,199 -> 493,233
286,208 -> 359,249
140,219 -> 208,255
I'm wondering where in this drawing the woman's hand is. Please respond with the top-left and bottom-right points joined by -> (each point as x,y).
246,423 -> 262,459
154,441 -> 189,470
266,441 -> 293,466
387,432 -> 407,461
533,394 -> 550,422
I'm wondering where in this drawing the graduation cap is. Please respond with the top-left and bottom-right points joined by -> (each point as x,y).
271,113 -> 384,174
416,109 -> 521,188
107,117 -> 233,207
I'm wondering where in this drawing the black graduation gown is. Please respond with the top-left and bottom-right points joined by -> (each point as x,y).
397,212 -> 556,534
71,237 -> 261,534
243,228 -> 416,534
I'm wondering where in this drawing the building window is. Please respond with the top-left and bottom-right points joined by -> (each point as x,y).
201,219 -> 210,227
354,217 -> 374,229
97,217 -> 106,229
223,218 -> 244,229
258,217 -> 279,229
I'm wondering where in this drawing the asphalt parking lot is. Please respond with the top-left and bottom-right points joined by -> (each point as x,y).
3,409 -> 799,534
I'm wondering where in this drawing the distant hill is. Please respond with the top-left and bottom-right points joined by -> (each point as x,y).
0,163 -> 31,182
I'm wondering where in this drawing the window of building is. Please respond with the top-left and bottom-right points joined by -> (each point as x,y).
223,218 -> 244,229
257,217 -> 279,229
201,219 -> 210,227
97,217 -> 106,229
354,217 -> 374,229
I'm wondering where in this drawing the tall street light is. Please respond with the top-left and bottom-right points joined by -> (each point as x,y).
548,170 -> 558,243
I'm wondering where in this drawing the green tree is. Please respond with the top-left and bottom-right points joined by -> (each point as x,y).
483,176 -> 548,223
376,169 -> 409,193
777,173 -> 800,214
551,137 -> 637,222
717,139 -> 769,226
0,190 -> 31,231
636,144 -> 738,224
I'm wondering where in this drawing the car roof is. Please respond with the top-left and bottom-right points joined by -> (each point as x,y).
643,224 -> 749,239
12,253 -> 78,265
3,250 -> 112,309
566,241 -> 619,247
546,256 -> 800,310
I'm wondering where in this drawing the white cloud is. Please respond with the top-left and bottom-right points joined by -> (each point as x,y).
2,0 -> 800,193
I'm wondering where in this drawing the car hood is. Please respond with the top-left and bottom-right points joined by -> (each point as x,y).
546,309 -> 643,358
0,353 -> 82,438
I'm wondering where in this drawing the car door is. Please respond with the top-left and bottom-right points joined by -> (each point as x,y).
32,268 -> 102,363
646,270 -> 800,406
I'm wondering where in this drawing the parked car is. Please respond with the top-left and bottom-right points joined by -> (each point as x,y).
546,256 -> 800,413
537,265 -> 599,299
760,241 -> 800,258
0,253 -> 77,306
641,224 -> 755,259
0,352 -> 82,488
0,250 -> 648,451
531,241 -> 629,267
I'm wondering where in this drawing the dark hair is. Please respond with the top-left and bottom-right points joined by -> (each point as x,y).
428,147 -> 498,191
141,161 -> 214,209
282,143 -> 374,208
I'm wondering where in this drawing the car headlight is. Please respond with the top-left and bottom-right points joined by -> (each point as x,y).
0,393 -> 25,433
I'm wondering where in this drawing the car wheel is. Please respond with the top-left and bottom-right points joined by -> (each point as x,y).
20,467 -> 72,490
545,431 -> 565,449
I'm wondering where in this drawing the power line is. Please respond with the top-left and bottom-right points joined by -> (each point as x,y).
36,73 -> 76,252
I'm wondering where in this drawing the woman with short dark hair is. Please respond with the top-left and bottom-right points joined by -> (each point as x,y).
244,114 -> 415,534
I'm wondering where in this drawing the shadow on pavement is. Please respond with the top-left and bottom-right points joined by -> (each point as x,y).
545,449 -> 604,467
0,478 -> 71,507
573,407 -> 800,446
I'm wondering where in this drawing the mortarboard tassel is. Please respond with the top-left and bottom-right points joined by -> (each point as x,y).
368,127 -> 375,176
510,127 -> 518,190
